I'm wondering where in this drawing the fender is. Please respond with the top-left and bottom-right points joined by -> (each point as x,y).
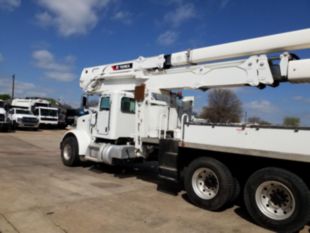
61,129 -> 91,155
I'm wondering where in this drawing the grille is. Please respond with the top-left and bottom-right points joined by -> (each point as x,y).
41,118 -> 57,121
0,114 -> 5,122
22,117 -> 38,124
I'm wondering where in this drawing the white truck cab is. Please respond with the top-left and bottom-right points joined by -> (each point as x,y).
9,108 -> 39,129
0,106 -> 9,130
71,90 -> 190,158
33,106 -> 58,126
0,100 -> 11,131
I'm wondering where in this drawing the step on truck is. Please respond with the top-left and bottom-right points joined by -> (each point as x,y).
60,28 -> 310,232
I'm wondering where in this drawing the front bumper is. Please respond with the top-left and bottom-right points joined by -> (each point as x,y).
17,122 -> 39,128
39,121 -> 58,125
39,118 -> 58,125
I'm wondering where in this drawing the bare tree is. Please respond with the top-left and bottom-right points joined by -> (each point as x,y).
200,89 -> 243,123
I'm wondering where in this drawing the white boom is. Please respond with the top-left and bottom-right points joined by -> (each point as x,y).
80,28 -> 310,93
169,28 -> 310,66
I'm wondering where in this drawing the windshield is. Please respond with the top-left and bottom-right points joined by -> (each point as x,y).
40,109 -> 58,117
35,103 -> 49,107
16,109 -> 32,115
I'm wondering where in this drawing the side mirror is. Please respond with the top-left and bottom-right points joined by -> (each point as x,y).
134,84 -> 145,102
81,96 -> 87,108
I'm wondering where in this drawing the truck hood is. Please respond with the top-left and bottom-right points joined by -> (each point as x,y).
14,114 -> 37,119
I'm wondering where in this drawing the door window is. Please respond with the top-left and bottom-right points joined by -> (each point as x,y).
121,97 -> 135,114
100,97 -> 110,111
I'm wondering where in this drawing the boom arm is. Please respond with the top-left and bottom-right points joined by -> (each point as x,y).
167,28 -> 310,66
80,28 -> 310,94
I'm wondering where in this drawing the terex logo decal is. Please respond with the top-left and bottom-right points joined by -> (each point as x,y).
112,63 -> 133,71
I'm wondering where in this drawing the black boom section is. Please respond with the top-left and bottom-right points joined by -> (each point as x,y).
158,139 -> 179,182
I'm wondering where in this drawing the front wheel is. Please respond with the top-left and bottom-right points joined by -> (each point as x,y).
244,167 -> 310,233
184,157 -> 234,211
61,136 -> 80,166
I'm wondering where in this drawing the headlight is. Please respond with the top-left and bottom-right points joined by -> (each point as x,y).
17,118 -> 22,122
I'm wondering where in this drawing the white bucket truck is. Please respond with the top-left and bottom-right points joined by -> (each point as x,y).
60,29 -> 310,232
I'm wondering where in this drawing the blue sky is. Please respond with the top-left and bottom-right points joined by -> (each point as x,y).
0,0 -> 310,124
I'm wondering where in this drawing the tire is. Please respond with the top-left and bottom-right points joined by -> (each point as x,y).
184,157 -> 234,211
60,136 -> 80,166
244,167 -> 310,233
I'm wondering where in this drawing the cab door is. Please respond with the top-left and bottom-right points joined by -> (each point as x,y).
96,96 -> 111,135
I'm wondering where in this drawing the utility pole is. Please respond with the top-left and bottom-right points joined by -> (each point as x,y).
11,74 -> 15,101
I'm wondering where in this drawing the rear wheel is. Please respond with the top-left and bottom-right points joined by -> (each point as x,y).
61,136 -> 80,166
184,157 -> 234,211
244,167 -> 310,233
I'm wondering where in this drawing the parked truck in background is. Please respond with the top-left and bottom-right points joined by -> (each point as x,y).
57,106 -> 67,129
8,108 -> 39,130
65,108 -> 83,127
60,29 -> 310,232
12,98 -> 58,127
0,100 -> 11,131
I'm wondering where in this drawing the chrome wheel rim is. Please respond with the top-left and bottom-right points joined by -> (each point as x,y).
192,168 -> 219,200
63,144 -> 72,161
255,181 -> 295,220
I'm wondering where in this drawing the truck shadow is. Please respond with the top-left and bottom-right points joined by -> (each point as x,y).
233,206 -> 260,227
87,161 -> 182,195
88,161 -> 159,181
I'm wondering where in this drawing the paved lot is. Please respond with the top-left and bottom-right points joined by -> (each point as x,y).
0,130 -> 308,233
